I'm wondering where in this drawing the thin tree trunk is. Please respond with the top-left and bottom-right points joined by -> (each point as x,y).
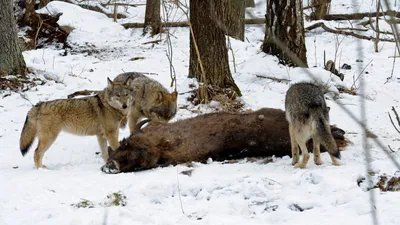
245,0 -> 256,7
39,0 -> 50,8
310,0 -> 331,20
222,0 -> 245,41
23,0 -> 36,24
262,0 -> 308,67
0,0 -> 27,76
144,0 -> 161,36
189,0 -> 241,102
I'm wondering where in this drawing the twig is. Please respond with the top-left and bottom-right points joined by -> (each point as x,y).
176,168 -> 185,215
388,107 -> 400,133
142,40 -> 163,45
255,75 -> 291,83
388,145 -> 396,153
34,14 -> 44,49
386,46 -> 397,83
351,59 -> 373,90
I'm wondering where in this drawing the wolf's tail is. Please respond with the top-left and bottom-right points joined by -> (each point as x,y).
20,109 -> 38,156
312,109 -> 340,159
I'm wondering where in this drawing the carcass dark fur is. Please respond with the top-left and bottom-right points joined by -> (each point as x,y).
102,108 -> 349,174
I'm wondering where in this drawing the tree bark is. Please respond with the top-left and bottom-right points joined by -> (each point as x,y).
23,0 -> 36,24
0,0 -> 27,76
39,0 -> 50,8
222,0 -> 245,41
189,0 -> 241,102
144,0 -> 161,36
310,0 -> 331,20
262,0 -> 308,67
245,0 -> 256,7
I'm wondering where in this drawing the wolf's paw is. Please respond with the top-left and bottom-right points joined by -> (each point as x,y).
314,158 -> 323,165
294,163 -> 307,169
101,160 -> 120,174
332,161 -> 341,166
291,158 -> 299,165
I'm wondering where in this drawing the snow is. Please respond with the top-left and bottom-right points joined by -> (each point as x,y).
1,0 -> 400,224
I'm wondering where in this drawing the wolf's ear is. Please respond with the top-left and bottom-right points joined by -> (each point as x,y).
156,91 -> 164,102
107,77 -> 113,88
171,91 -> 178,101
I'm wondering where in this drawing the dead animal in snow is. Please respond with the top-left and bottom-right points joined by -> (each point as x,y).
101,108 -> 350,174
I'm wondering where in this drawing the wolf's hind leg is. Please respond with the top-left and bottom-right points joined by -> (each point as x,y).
34,130 -> 60,168
312,134 -> 323,165
289,124 -> 300,165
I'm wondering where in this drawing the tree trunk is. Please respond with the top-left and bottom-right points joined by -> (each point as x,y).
0,0 -> 27,76
39,0 -> 50,8
262,0 -> 308,67
222,0 -> 245,41
189,0 -> 241,103
310,0 -> 331,20
245,0 -> 256,7
144,0 -> 161,36
23,0 -> 36,24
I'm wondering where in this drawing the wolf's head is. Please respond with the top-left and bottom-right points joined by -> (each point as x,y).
105,77 -> 134,111
145,90 -> 178,122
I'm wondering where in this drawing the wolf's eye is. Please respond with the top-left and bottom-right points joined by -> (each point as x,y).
116,94 -> 120,97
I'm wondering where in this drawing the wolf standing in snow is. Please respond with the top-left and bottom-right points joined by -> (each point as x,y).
68,72 -> 178,134
285,82 -> 341,168
19,78 -> 134,168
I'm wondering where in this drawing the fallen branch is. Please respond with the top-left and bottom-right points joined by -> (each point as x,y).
305,22 -> 395,42
313,10 -> 400,21
100,3 -> 145,7
255,75 -> 291,83
335,27 -> 369,32
142,40 -> 163,45
122,18 -> 265,29
78,3 -> 127,19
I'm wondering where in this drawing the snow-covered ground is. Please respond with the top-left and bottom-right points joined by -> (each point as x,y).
1,0 -> 400,224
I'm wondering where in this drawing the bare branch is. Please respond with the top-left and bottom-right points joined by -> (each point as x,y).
305,22 -> 396,42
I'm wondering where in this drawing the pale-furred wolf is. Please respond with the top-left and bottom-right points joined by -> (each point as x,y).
67,72 -> 178,134
285,82 -> 341,168
19,78 -> 134,168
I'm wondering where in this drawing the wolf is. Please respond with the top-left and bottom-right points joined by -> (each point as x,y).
67,72 -> 178,134
100,108 -> 349,174
285,82 -> 341,169
19,78 -> 134,168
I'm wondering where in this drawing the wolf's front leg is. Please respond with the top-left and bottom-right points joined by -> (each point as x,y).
105,129 -> 120,151
128,110 -> 141,135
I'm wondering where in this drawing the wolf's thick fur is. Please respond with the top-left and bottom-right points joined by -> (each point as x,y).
101,108 -> 349,174
285,82 -> 341,169
20,78 -> 134,168
67,72 -> 178,134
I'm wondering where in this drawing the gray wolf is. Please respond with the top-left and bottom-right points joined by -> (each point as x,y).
100,108 -> 349,174
285,82 -> 341,169
67,72 -> 178,134
19,78 -> 134,168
